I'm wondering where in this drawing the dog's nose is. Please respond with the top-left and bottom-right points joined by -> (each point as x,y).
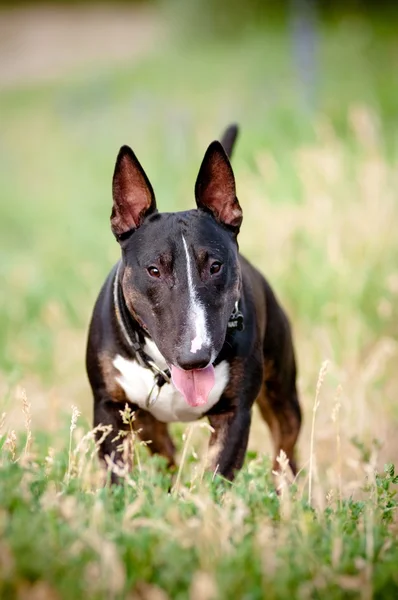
176,349 -> 212,371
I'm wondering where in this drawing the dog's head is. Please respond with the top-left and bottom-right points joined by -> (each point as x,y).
111,128 -> 242,407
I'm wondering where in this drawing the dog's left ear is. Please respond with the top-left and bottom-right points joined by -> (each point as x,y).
195,141 -> 243,233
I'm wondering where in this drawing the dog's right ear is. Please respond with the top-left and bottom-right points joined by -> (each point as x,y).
111,145 -> 157,239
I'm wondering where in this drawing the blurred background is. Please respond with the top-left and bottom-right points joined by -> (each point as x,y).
1,0 -> 398,485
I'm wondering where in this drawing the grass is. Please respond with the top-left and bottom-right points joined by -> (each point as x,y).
0,403 -> 398,599
1,6 -> 398,598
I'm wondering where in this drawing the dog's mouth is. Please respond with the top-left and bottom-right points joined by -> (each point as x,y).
170,364 -> 215,407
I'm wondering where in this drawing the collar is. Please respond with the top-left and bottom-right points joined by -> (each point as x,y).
113,262 -> 171,388
113,261 -> 244,395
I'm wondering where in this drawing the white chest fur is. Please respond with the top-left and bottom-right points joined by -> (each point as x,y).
113,353 -> 229,423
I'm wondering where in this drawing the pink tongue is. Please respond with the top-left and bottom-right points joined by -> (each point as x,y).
171,364 -> 215,407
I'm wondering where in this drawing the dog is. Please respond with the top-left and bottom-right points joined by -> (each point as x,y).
86,124 -> 301,483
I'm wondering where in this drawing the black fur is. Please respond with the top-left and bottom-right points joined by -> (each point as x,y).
86,125 -> 301,483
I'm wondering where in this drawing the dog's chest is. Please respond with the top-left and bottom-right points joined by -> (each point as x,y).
113,355 -> 229,423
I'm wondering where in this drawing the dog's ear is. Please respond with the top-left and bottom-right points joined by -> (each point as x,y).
111,145 -> 157,238
195,141 -> 242,233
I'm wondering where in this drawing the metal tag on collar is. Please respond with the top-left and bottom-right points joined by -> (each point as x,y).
228,301 -> 244,331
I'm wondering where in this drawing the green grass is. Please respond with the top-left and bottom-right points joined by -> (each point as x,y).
0,413 -> 398,599
1,7 -> 398,598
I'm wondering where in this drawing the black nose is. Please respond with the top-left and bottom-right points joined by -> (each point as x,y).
176,349 -> 212,371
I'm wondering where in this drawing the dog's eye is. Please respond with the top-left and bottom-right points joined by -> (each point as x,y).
147,266 -> 160,278
210,261 -> 222,275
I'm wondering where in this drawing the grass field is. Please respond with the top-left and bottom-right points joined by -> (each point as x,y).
1,5 -> 398,598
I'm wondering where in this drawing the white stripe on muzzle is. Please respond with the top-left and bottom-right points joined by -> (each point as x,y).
181,235 -> 210,354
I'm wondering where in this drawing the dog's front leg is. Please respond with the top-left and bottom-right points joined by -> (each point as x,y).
207,408 -> 252,481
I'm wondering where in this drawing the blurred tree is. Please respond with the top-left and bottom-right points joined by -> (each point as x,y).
1,0 -> 396,21
162,0 -> 397,40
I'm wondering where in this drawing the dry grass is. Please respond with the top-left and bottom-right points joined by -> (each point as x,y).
0,395 -> 397,598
